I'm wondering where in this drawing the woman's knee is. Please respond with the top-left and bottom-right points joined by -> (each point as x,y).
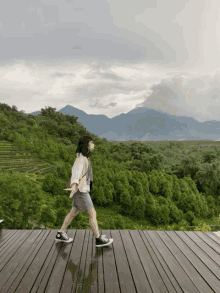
70,206 -> 78,217
87,206 -> 96,218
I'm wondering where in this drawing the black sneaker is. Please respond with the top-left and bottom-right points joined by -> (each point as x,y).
55,231 -> 73,243
96,234 -> 113,247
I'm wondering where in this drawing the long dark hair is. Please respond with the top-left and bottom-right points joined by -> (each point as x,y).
75,134 -> 93,158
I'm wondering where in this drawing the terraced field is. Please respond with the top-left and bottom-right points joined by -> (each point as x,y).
0,140 -> 59,186
0,140 -> 61,229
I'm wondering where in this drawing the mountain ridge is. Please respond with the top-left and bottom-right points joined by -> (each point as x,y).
26,105 -> 220,141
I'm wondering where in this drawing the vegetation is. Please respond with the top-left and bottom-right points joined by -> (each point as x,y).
0,103 -> 220,233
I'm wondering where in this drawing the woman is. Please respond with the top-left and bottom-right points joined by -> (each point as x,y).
55,134 -> 113,247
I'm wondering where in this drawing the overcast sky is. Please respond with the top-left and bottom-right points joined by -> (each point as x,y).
0,0 -> 220,122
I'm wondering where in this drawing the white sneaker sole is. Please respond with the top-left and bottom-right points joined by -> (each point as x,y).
96,238 -> 113,247
55,237 -> 73,243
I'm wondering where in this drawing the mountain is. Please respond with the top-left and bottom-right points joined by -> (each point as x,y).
27,105 -> 219,141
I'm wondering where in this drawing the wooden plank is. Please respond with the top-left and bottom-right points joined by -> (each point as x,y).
47,229 -> 90,293
111,229 -> 155,293
0,230 -> 36,291
75,284 -> 97,293
90,228 -> 99,289
205,231 -> 220,244
1,229 -> 220,292
143,230 -> 182,292
213,231 -> 220,238
77,229 -> 99,290
0,230 -> 18,251
129,230 -> 168,293
146,230 -> 200,292
1,230 -> 49,293
96,230 -> 105,293
30,286 -> 38,293
193,231 -> 220,257
0,230 -> 30,273
59,229 -> 87,293
15,230 -> 59,293
105,230 -> 141,293
184,231 -> 220,272
174,231 -> 220,292
0,230 -> 24,252
97,230 -> 121,293
163,231 -> 214,293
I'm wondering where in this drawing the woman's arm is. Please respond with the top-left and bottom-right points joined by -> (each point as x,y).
69,182 -> 78,193
70,156 -> 88,191
71,156 -> 85,185
70,183 -> 78,188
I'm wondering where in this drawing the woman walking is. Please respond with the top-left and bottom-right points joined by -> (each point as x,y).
55,134 -> 113,247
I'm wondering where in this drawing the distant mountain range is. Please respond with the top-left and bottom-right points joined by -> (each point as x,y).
27,105 -> 220,141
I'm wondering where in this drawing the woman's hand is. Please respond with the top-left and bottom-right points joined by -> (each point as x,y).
63,183 -> 78,193
70,183 -> 78,193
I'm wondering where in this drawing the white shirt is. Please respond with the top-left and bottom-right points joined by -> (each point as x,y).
69,153 -> 90,197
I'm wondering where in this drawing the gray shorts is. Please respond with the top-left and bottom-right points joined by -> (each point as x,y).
72,190 -> 94,212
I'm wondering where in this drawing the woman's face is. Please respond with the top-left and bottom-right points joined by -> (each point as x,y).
88,140 -> 94,151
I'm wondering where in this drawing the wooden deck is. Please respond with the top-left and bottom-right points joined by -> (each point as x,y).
1,229 -> 220,293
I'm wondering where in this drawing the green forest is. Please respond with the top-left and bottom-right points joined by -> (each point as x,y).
1,103 -> 220,233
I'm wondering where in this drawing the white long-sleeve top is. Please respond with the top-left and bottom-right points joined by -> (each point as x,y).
69,153 -> 91,197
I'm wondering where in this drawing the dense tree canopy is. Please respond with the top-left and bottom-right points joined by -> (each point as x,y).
0,103 -> 219,231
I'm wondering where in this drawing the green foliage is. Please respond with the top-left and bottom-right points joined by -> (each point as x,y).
159,204 -> 171,226
119,188 -> 132,217
145,192 -> 154,206
0,171 -> 43,229
54,195 -> 69,210
42,173 -> 57,193
158,196 -> 167,206
95,186 -> 107,207
193,222 -> 212,232
150,204 -> 170,226
205,195 -> 216,218
127,184 -> 135,199
131,195 -> 146,220
184,211 -> 196,226
135,180 -> 144,197
105,183 -> 114,205
177,191 -> 206,218
114,214 -> 126,229
115,180 -> 124,202
179,155 -> 202,178
0,103 -> 219,231
107,217 -> 117,230
172,177 -> 182,201
182,175 -> 199,195
156,173 -> 173,199
70,212 -> 90,229
39,204 -> 56,229
149,174 -> 160,194
215,196 -> 220,216
169,204 -> 184,224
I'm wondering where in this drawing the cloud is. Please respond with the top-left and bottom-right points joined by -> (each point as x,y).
1,0 -> 220,122
135,72 -> 220,122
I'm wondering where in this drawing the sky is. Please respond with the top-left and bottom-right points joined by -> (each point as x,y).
0,0 -> 220,122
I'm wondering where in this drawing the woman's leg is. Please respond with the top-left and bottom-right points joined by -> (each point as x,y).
87,207 -> 100,238
59,206 -> 78,232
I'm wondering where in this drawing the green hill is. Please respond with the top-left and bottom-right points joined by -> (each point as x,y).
0,103 -> 220,232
